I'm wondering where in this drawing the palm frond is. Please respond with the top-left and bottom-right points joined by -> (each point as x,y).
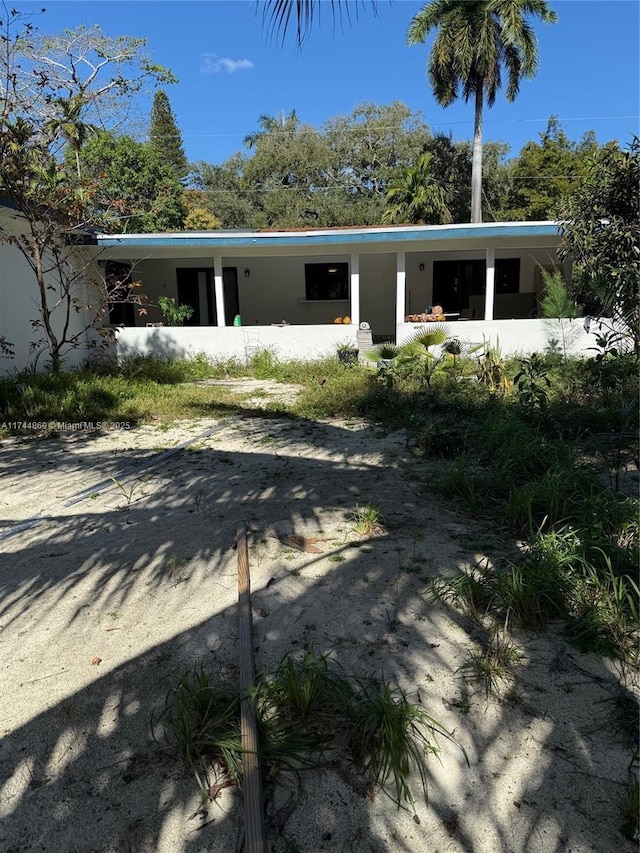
365,342 -> 400,362
406,324 -> 453,349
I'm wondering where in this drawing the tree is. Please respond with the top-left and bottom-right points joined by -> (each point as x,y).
539,269 -> 580,361
184,208 -> 221,230
192,155 -> 257,230
423,132 -> 511,222
0,116 -> 110,372
383,152 -> 452,224
44,94 -> 99,181
558,137 -> 640,357
182,188 -> 221,229
78,133 -> 187,233
503,116 -> 600,220
243,109 -> 299,148
323,101 -> 432,223
196,102 -> 434,229
407,0 -> 557,222
241,110 -> 336,227
149,90 -> 189,180
260,0 -> 378,45
0,7 -> 175,371
6,19 -> 175,133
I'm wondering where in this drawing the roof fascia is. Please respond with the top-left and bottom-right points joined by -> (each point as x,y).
97,222 -> 560,250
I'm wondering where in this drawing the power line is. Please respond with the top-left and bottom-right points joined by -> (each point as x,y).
176,115 -> 639,141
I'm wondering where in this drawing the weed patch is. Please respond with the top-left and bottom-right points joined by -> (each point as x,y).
157,651 -> 465,813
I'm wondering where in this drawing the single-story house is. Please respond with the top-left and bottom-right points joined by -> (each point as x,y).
1,216 -> 595,374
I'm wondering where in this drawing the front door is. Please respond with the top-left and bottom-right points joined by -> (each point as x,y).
176,268 -> 214,326
176,268 -> 239,325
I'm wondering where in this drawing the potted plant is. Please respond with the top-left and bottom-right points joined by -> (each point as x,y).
158,296 -> 194,326
336,340 -> 359,365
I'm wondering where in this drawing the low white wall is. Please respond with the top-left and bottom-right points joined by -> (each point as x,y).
397,318 -> 595,358
116,318 -> 599,363
116,324 -> 359,363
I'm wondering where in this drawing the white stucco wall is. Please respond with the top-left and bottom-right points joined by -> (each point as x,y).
397,318 -> 594,358
116,317 -> 599,364
116,323 -> 359,363
0,238 -> 97,374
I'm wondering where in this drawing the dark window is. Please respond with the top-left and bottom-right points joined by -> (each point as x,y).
305,263 -> 348,300
495,258 -> 520,294
106,262 -> 136,326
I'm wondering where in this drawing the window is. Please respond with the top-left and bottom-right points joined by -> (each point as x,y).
304,262 -> 348,300
106,262 -> 136,326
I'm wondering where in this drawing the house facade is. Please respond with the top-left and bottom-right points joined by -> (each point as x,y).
99,221 -> 585,362
2,218 -> 595,373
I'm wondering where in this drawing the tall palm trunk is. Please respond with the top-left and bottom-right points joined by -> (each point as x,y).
471,81 -> 483,223
74,146 -> 84,202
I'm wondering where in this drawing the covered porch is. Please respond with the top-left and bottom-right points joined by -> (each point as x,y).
95,222 -> 586,360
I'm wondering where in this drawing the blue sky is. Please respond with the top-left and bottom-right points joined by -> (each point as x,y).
17,0 -> 640,164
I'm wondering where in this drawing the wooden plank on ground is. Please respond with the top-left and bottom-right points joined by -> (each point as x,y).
236,523 -> 267,853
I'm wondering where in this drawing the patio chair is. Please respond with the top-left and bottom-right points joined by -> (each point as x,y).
243,328 -> 261,362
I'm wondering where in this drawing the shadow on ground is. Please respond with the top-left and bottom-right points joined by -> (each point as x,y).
0,414 -> 634,852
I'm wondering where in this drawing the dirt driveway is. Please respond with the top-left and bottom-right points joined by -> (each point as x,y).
0,406 -> 635,852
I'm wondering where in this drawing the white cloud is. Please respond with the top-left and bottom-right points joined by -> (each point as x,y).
200,53 -> 254,74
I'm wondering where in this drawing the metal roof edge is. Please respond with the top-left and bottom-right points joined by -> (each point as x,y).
97,221 -> 560,249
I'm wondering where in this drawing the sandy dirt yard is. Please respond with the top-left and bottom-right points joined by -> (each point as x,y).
0,385 -> 636,852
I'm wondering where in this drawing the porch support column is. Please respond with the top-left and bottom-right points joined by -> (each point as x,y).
350,253 -> 360,329
484,248 -> 495,321
214,255 -> 226,327
395,250 -> 406,329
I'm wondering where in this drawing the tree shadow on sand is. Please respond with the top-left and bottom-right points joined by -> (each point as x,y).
0,414 -> 635,852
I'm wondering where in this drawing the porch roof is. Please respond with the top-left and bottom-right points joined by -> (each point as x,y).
96,221 -> 560,250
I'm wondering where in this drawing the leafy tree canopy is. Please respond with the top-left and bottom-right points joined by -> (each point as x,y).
192,101 -> 522,229
194,102 -> 437,228
77,132 -> 187,233
383,151 -> 452,225
558,137 -> 640,355
503,116 -> 600,221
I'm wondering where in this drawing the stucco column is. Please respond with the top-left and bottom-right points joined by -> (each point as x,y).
484,248 -> 495,321
350,253 -> 360,329
395,250 -> 406,330
213,255 -> 226,327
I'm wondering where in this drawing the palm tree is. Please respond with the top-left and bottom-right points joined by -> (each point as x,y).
383,152 -> 452,224
243,110 -> 299,149
407,0 -> 557,223
261,0 -> 378,45
45,94 -> 98,181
